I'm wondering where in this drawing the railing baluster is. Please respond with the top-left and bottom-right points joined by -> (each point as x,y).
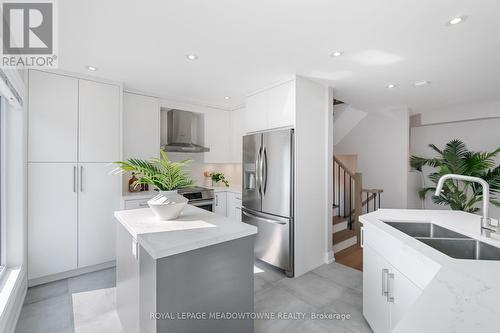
349,175 -> 352,229
378,192 -> 381,209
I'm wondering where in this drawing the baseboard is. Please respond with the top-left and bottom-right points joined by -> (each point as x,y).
0,266 -> 27,333
326,250 -> 335,264
28,261 -> 115,287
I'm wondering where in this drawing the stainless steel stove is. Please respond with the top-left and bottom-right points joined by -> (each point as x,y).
178,186 -> 215,212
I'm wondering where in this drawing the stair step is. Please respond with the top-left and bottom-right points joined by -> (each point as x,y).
332,216 -> 348,225
333,228 -> 357,244
335,244 -> 362,260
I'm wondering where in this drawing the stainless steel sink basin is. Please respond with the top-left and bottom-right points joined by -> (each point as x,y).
383,221 -> 500,261
416,238 -> 500,261
384,222 -> 470,239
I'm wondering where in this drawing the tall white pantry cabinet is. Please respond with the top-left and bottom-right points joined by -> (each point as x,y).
27,70 -> 122,282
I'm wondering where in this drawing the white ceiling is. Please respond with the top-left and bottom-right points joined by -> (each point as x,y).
59,0 -> 500,112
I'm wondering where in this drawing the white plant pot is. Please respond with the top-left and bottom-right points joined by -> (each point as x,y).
147,190 -> 188,220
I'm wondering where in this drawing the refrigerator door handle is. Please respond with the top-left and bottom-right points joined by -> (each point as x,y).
262,147 -> 268,195
242,210 -> 287,225
257,146 -> 263,197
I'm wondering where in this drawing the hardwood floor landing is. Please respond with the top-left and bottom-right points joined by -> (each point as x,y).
335,245 -> 363,271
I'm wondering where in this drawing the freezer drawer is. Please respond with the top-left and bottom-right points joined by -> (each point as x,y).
242,208 -> 292,274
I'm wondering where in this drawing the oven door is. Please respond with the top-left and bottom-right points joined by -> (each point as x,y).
189,199 -> 214,212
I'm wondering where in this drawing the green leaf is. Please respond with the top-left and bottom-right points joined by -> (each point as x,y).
113,151 -> 195,191
410,140 -> 500,213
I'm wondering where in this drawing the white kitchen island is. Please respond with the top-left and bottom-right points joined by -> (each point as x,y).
114,205 -> 257,333
361,209 -> 500,333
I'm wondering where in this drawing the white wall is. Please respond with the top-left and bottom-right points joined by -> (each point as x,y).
334,107 -> 410,209
294,76 -> 329,276
417,100 -> 500,125
410,117 -> 500,218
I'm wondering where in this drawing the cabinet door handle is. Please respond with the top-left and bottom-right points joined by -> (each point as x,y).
73,166 -> 77,193
382,268 -> 389,297
360,227 -> 364,248
80,166 -> 83,192
387,273 -> 395,303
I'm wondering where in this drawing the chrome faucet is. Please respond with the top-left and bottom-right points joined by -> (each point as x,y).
434,174 -> 497,234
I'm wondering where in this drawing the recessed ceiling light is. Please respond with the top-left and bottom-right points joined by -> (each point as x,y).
85,65 -> 97,71
414,80 -> 430,87
447,16 -> 466,26
224,96 -> 231,100
331,51 -> 343,57
386,84 -> 396,89
186,54 -> 198,60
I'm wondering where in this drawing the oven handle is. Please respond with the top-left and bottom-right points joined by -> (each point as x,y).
189,199 -> 215,207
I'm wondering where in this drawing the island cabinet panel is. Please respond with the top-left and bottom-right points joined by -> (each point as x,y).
363,244 -> 391,333
116,223 -> 140,333
140,236 -> 255,333
363,226 -> 425,333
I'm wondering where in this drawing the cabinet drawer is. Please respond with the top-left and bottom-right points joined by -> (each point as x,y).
363,224 -> 440,290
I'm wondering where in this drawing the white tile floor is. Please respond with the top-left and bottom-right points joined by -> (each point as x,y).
15,262 -> 372,333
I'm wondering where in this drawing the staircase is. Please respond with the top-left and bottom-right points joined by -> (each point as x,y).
332,155 -> 383,270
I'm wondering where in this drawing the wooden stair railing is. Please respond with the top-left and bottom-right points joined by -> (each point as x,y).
333,156 -> 383,246
361,189 -> 383,214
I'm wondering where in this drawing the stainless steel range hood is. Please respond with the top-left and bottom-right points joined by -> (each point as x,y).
161,109 -> 210,153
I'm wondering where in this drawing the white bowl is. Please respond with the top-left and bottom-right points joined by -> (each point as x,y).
147,191 -> 188,220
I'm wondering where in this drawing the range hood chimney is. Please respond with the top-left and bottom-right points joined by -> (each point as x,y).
162,109 -> 210,153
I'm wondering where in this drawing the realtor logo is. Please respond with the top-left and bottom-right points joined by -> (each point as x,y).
1,0 -> 58,68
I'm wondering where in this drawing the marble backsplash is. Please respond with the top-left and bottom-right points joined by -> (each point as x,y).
168,152 -> 242,189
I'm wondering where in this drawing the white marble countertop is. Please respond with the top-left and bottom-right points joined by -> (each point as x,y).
206,186 -> 242,195
114,205 -> 256,259
360,209 -> 500,333
121,191 -> 157,201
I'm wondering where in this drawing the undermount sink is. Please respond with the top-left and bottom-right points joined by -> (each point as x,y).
416,238 -> 500,261
384,222 -> 470,239
383,221 -> 500,261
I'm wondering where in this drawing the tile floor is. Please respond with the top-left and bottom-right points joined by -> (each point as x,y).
15,262 -> 372,333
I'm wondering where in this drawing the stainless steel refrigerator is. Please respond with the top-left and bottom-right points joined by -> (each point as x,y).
241,128 -> 294,277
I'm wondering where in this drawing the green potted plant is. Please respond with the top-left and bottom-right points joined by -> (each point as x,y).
205,171 -> 229,187
410,139 -> 500,212
113,151 -> 195,220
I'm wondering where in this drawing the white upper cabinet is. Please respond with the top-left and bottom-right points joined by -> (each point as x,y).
244,79 -> 295,133
123,92 -> 160,160
78,80 -> 121,162
229,108 -> 244,163
204,109 -> 231,163
28,70 -> 78,162
267,80 -> 295,130
245,91 -> 268,133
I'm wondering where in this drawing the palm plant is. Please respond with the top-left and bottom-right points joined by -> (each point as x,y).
113,150 -> 194,191
410,140 -> 500,212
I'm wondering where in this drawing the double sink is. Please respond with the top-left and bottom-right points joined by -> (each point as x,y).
384,222 -> 500,261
